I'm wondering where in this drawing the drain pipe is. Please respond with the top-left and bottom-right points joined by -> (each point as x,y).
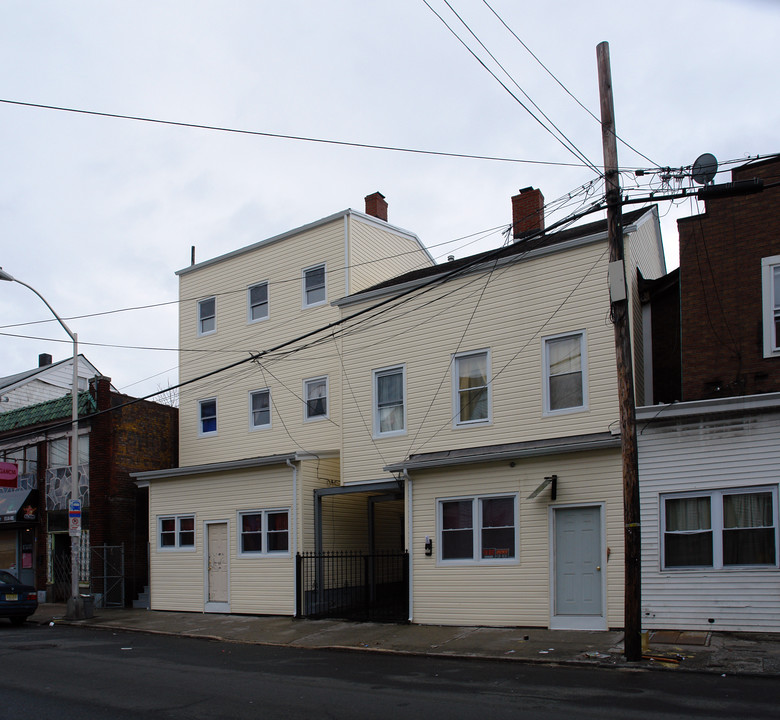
286,458 -> 298,617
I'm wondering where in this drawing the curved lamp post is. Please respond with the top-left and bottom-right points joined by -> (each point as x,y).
0,267 -> 83,618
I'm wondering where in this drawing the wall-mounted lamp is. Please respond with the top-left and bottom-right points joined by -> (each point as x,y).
424,536 -> 433,556
527,474 -> 558,501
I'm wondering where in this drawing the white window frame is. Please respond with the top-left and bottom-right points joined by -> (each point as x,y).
158,514 -> 196,551
542,330 -> 588,415
761,255 -> 780,358
302,263 -> 327,308
437,493 -> 518,566
197,297 -> 216,336
452,349 -> 491,427
247,281 -> 269,324
237,509 -> 290,556
303,376 -> 329,421
48,434 -> 89,467
661,485 -> 779,571
373,365 -> 406,437
198,398 -> 217,436
249,388 -> 271,430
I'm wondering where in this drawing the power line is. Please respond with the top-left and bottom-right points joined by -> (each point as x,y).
0,98 -> 587,168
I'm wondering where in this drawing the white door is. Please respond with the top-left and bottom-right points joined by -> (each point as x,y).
552,506 -> 605,630
206,522 -> 229,612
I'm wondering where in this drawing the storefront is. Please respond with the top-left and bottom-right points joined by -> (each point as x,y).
0,488 -> 39,586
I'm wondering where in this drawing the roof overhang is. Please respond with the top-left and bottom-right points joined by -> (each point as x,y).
383,432 -> 620,474
636,392 -> 780,423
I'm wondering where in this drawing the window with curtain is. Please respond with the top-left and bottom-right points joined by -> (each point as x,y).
304,377 -> 328,419
374,366 -> 405,435
663,488 -> 778,569
199,399 -> 217,435
544,332 -> 585,412
454,351 -> 489,424
239,509 -> 289,555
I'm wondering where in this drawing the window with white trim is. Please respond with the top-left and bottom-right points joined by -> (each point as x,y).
249,389 -> 271,429
543,331 -> 587,414
197,297 -> 216,336
303,264 -> 326,307
453,350 -> 490,425
48,435 -> 89,467
374,365 -> 405,436
158,515 -> 195,550
304,376 -> 328,420
248,282 -> 269,323
438,495 -> 516,562
238,509 -> 289,555
662,486 -> 778,569
198,398 -> 217,436
761,256 -> 780,358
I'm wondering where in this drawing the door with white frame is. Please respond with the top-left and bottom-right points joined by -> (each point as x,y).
205,521 -> 230,613
550,504 -> 606,630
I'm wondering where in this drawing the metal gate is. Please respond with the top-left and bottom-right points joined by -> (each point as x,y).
91,544 -> 125,608
296,551 -> 408,622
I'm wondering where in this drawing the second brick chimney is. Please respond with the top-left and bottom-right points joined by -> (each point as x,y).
365,192 -> 388,222
511,187 -> 544,239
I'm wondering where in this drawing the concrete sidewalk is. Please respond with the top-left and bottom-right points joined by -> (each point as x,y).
27,604 -> 780,677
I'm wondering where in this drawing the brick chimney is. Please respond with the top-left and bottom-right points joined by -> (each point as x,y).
89,375 -> 112,413
365,192 -> 388,222
511,187 -> 544,239
38,353 -> 53,367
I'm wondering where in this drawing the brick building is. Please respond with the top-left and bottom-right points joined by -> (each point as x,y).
0,367 -> 177,606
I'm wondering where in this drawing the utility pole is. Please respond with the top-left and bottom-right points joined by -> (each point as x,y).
597,41 -> 642,662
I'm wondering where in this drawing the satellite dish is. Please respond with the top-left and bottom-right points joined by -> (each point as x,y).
692,153 -> 718,185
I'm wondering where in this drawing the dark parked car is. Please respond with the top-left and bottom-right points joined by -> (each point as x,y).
0,570 -> 38,625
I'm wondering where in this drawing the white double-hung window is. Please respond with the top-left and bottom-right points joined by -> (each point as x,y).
249,389 -> 271,429
248,282 -> 269,323
302,264 -> 326,307
543,331 -> 587,414
158,515 -> 195,550
761,256 -> 780,357
453,350 -> 490,425
198,297 -> 216,336
374,365 -> 405,436
198,398 -> 217,436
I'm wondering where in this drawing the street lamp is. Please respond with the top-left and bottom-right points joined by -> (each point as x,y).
0,267 -> 84,618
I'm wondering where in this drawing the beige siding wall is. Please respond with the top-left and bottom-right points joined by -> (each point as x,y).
339,241 -> 622,485
298,456 -> 340,553
148,464 -> 296,614
348,216 -> 433,292
409,450 -> 624,627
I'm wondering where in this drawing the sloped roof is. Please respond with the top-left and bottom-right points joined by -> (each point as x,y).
0,354 -> 102,393
0,392 -> 97,433
346,207 -> 651,300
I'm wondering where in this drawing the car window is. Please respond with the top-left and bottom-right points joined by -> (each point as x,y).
0,570 -> 18,584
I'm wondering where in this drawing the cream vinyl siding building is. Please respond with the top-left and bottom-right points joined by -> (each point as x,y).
638,395 -> 780,632
139,200 -> 432,615
333,202 -> 665,629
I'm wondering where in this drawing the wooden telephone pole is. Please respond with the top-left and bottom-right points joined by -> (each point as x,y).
597,41 -> 642,662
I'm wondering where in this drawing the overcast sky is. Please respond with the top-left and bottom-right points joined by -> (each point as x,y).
1,0 -> 777,400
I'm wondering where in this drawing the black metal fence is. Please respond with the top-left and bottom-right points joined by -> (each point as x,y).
297,551 -> 408,622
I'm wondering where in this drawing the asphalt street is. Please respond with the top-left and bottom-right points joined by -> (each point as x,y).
3,623 -> 779,719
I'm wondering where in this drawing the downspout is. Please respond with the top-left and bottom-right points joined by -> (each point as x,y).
286,459 -> 298,616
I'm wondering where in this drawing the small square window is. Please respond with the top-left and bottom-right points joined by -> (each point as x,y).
304,377 -> 328,420
198,297 -> 216,336
248,282 -> 269,323
239,509 -> 289,555
158,515 -> 195,550
199,399 -> 217,435
303,264 -> 326,307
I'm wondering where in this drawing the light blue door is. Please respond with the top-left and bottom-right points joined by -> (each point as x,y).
554,506 -> 602,617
